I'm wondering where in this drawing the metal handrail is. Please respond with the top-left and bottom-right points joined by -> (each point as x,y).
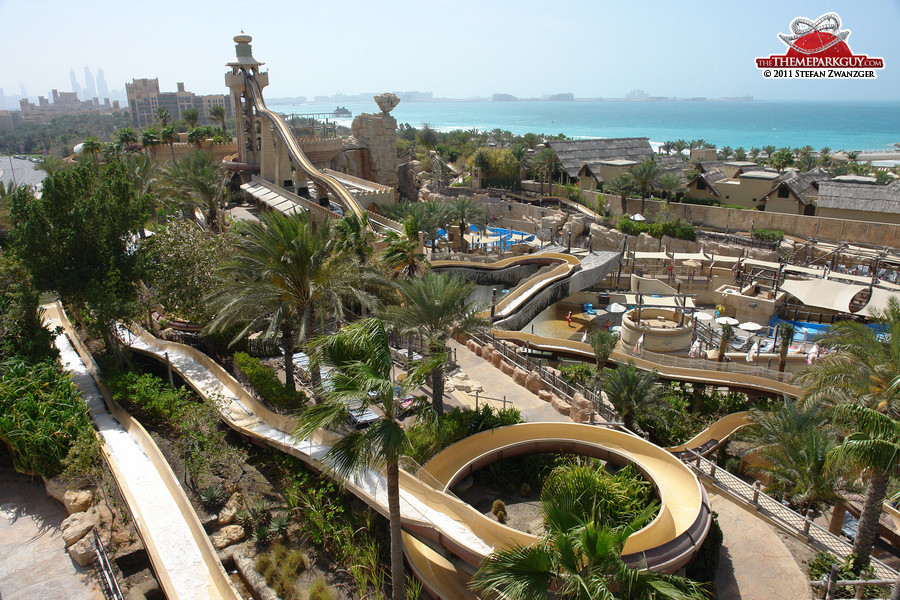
93,529 -> 125,600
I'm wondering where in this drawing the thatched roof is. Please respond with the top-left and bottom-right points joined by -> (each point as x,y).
548,138 -> 652,177
687,169 -> 726,197
695,160 -> 726,173
762,168 -> 832,204
817,181 -> 900,213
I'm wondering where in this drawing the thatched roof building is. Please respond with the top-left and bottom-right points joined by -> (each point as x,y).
548,138 -> 652,178
817,181 -> 900,215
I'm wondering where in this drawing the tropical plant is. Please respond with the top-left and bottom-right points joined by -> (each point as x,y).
536,147 -> 559,195
332,211 -> 374,264
155,107 -> 171,127
450,196 -> 486,254
181,108 -> 200,130
380,272 -> 489,414
589,330 -> 618,371
293,318 -> 428,600
116,127 -> 138,150
160,150 -> 227,230
141,129 -> 161,158
208,105 -> 228,134
629,159 -> 662,214
160,126 -> 178,161
717,323 -> 735,363
778,322 -> 794,372
471,474 -> 706,600
81,136 -> 101,164
206,210 -> 375,392
829,404 -> 900,574
656,172 -> 685,202
605,173 -> 636,215
600,363 -> 666,432
380,216 -> 428,279
769,148 -> 795,172
33,155 -> 68,177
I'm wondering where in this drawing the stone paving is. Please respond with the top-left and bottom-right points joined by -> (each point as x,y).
711,492 -> 810,600
0,469 -> 104,600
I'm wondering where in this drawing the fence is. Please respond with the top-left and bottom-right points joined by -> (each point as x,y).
683,449 -> 897,581
696,230 -> 780,251
620,343 -> 796,385
469,329 -> 618,422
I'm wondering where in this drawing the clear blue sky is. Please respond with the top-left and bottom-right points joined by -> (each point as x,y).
2,0 -> 898,101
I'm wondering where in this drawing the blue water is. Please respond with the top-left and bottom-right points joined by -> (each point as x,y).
769,317 -> 887,342
268,100 -> 900,152
437,224 -> 534,251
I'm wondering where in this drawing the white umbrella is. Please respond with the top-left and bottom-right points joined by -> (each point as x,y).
715,316 -> 739,326
607,302 -> 628,313
738,321 -> 764,332
694,312 -> 714,321
630,213 -> 646,222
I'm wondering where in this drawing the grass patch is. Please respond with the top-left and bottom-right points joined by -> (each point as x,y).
256,543 -> 308,600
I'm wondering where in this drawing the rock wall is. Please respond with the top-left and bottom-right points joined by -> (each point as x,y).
350,112 -> 399,189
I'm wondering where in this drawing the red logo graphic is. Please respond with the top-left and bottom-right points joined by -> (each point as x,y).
756,13 -> 884,78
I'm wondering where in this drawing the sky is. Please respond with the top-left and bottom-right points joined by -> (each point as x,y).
2,0 -> 899,102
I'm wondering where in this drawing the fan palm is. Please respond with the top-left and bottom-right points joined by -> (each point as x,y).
141,130 -> 161,159
380,216 -> 428,279
155,107 -> 171,127
605,173 -> 635,215
450,196 -> 485,254
206,210 -> 376,392
717,323 -> 735,363
471,477 -> 706,600
379,272 -> 489,414
182,108 -> 200,130
601,363 -> 666,432
778,322 -> 795,373
656,172 -> 685,202
160,126 -> 178,162
160,150 -> 226,231
81,136 -> 101,164
829,404 -> 900,573
628,160 -> 662,214
208,105 -> 228,134
293,318 -> 428,600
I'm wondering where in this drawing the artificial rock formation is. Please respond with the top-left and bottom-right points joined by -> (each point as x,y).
347,93 -> 400,189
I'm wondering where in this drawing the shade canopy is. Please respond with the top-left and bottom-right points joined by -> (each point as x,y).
716,316 -> 740,325
738,321 -> 764,332
682,259 -> 702,268
694,312 -> 714,321
607,302 -> 628,313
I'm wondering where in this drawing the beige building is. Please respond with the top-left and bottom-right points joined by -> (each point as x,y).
18,89 -> 120,124
126,78 -> 233,129
759,168 -> 831,215
816,180 -> 900,224
686,167 -> 781,209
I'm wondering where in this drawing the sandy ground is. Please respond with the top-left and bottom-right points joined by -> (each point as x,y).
0,467 -> 105,600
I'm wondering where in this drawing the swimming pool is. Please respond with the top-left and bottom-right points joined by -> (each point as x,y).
768,317 -> 886,342
437,224 -> 535,250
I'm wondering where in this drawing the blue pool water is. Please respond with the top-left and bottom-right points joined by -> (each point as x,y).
437,224 -> 534,250
769,317 -> 886,342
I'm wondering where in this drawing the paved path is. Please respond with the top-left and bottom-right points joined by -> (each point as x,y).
1,155 -> 45,189
449,339 -> 570,423
0,469 -> 104,600
711,493 -> 809,600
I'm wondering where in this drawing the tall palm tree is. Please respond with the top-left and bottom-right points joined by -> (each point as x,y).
160,150 -> 226,231
601,363 -> 665,432
536,147 -> 559,195
332,211 -> 374,265
208,105 -> 228,134
450,196 -> 485,254
380,216 -> 428,279
778,322 -> 795,373
155,107 -> 171,127
206,210 -> 375,393
829,404 -> 900,573
471,476 -> 706,600
656,172 -> 685,202
116,127 -> 138,151
124,154 -> 161,230
181,108 -> 200,130
293,318 -> 426,600
81,136 -> 101,165
605,173 -> 635,215
380,272 -> 489,414
628,160 -> 662,214
141,130 -> 161,160
160,126 -> 178,162
717,323 -> 735,363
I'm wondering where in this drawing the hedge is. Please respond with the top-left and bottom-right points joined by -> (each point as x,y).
616,215 -> 697,241
752,228 -> 784,242
233,352 -> 306,411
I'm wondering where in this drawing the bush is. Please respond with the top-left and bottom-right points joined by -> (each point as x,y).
559,363 -> 596,387
752,228 -> 784,242
256,543 -> 308,600
520,483 -> 532,497
492,499 -> 506,515
807,552 -> 884,599
406,405 -> 522,464
496,509 -> 507,524
308,579 -> 335,600
685,512 -> 723,582
106,370 -> 192,425
233,352 -> 306,411
615,215 -> 696,241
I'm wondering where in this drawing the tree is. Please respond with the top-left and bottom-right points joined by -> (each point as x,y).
749,147 -> 761,161
332,211 -> 374,265
471,473 -> 706,600
34,155 -> 68,178
719,146 -> 733,160
450,196 -> 486,254
380,216 -> 428,279
416,123 -> 438,150
141,129 -> 161,159
160,126 -> 178,162
717,323 -> 735,363
208,105 -> 228,134
160,150 -> 227,231
629,159 -> 662,214
733,147 -> 747,161
116,127 -> 138,150
778,322 -> 794,373
81,136 -> 101,164
206,210 -> 375,393
182,108 -> 200,130
769,148 -> 795,172
605,173 -> 635,215
819,147 -> 833,168
656,172 -> 685,202
155,107 -> 171,127
762,145 -> 776,159
600,363 -> 665,432
380,272 -> 489,414
9,162 -> 148,347
293,318 -> 428,600
589,330 -> 617,372
536,147 -> 559,195
0,253 -> 57,362
829,404 -> 900,573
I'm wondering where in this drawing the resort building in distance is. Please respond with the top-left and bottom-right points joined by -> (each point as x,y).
125,77 -> 233,128
15,88 -> 121,124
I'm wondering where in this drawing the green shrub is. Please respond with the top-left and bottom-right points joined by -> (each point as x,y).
233,352 -> 306,411
308,579 -> 335,600
615,215 -> 695,241
559,363 -> 596,387
807,552 -> 884,598
406,405 -> 522,464
685,512 -> 723,582
106,370 -> 191,425
752,228 -> 784,242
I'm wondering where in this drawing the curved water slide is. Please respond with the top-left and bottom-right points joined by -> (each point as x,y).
113,322 -> 714,599
243,76 -> 373,230
44,304 -> 242,600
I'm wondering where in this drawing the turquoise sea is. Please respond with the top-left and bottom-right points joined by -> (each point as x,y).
267,100 -> 900,152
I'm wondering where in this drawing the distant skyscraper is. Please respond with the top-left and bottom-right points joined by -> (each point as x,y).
96,68 -> 109,100
83,67 -> 96,100
70,69 -> 80,94
0,88 -> 6,110
19,83 -> 27,99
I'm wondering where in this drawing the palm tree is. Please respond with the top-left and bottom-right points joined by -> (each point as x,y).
733,147 -> 748,161
124,153 -> 161,229
719,146 -> 733,160
450,196 -> 485,254
829,404 -> 900,573
656,172 -> 685,202
181,108 -> 200,130
717,323 -> 735,363
155,107 -> 171,127
589,330 -> 617,372
769,149 -> 795,172
160,151 -> 226,231
601,363 -> 665,432
380,216 -> 428,279
536,147 -> 559,195
206,210 -> 375,393
293,318 -> 426,600
380,272 -> 489,414
629,159 -> 662,214
81,136 -> 101,164
605,173 -> 635,215
761,145 -> 776,159
742,398 -> 842,510
116,127 -> 138,151
160,126 -> 178,162
749,147 -> 761,161
141,130 -> 161,160
777,322 -> 795,373
333,211 -> 374,265
819,147 -> 833,168
208,105 -> 228,134
471,475 -> 706,600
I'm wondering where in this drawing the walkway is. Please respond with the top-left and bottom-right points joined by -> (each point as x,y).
711,493 -> 809,600
0,469 -> 105,600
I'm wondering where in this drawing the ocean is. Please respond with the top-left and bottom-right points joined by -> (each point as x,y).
266,99 -> 900,152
